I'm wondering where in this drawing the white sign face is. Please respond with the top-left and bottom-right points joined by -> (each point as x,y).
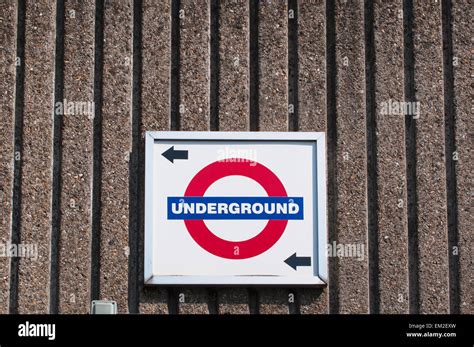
144,132 -> 327,286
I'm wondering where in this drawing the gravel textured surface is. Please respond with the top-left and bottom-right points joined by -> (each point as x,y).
0,0 -> 16,314
298,0 -> 326,132
138,0 -> 171,315
99,0 -> 133,313
333,0 -> 369,314
179,0 -> 210,131
218,289 -> 250,314
178,288 -> 209,314
257,0 -> 289,315
175,0 -> 211,315
452,0 -> 473,315
215,0 -> 251,315
218,0 -> 249,131
413,1 -> 449,314
297,0 -> 328,315
257,0 -> 287,131
0,0 -> 471,314
58,0 -> 95,314
17,0 -> 56,313
373,0 -> 408,314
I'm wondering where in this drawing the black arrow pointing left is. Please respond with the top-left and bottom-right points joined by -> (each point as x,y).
284,253 -> 312,270
162,146 -> 188,163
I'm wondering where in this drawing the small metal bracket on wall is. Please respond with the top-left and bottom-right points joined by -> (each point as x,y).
90,300 -> 117,314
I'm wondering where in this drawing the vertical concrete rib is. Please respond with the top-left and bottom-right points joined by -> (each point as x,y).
297,0 -> 328,314
177,0 -> 211,314
216,0 -> 251,314
99,0 -> 133,313
217,0 -> 249,132
138,0 -> 171,314
334,0 -> 369,314
256,0 -> 287,132
0,0 -> 17,314
373,0 -> 409,313
412,0 -> 449,313
179,0 -> 210,131
16,0 -> 56,313
256,0 -> 289,315
450,0 -> 472,314
49,0 -> 65,315
56,0 -> 95,314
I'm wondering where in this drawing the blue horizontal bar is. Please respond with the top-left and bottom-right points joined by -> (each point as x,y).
167,196 -> 304,220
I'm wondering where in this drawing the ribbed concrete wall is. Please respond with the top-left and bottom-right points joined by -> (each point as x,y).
0,0 -> 472,314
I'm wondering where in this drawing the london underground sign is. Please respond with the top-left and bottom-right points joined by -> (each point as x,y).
170,160 -> 303,259
144,132 -> 327,285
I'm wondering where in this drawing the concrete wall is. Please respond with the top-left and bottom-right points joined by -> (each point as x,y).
0,0 -> 472,314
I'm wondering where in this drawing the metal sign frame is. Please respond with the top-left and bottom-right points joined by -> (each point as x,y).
144,131 -> 327,286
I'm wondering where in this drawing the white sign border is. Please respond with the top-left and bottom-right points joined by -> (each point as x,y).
144,131 -> 327,286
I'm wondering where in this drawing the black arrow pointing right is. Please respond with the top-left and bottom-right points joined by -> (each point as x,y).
162,146 -> 188,163
284,253 -> 312,270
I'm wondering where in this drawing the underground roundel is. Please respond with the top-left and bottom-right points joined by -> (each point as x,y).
144,132 -> 327,286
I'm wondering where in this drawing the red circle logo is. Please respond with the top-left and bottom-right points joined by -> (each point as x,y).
184,159 -> 288,259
